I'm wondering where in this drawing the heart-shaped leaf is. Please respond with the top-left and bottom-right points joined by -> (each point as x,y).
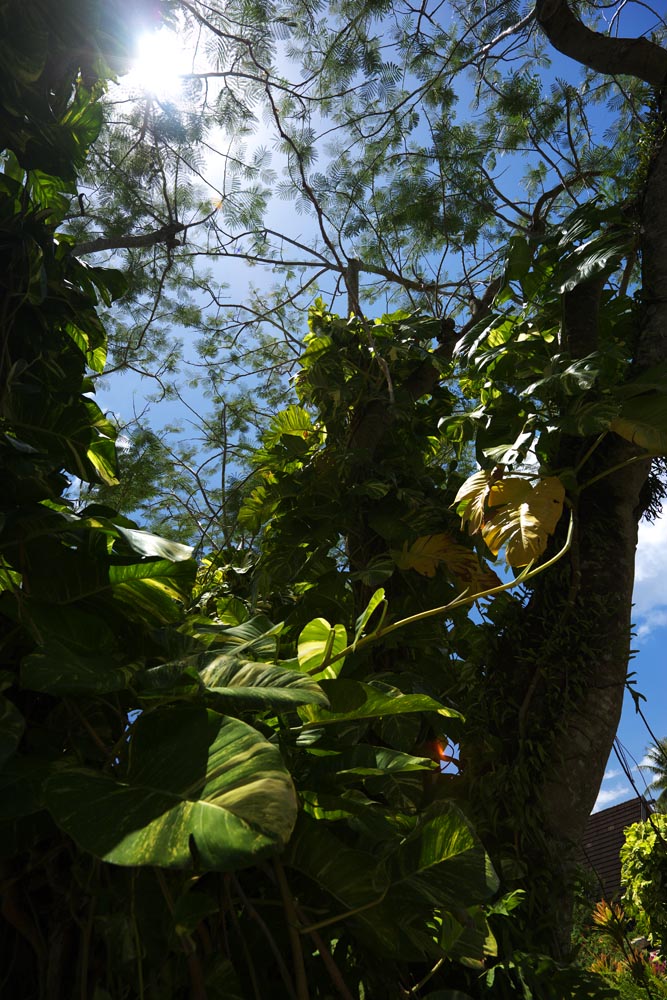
44,705 -> 297,870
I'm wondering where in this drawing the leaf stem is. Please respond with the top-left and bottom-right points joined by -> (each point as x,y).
578,452 -> 653,491
274,860 -> 310,1000
320,512 -> 574,669
297,889 -> 388,934
573,431 -> 608,473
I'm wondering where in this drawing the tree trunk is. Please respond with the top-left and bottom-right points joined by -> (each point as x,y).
466,94 -> 667,957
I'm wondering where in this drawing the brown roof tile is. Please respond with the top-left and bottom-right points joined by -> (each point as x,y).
581,798 -> 651,898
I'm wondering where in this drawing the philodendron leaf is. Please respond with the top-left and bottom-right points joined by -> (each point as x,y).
392,534 -> 500,591
353,588 -> 386,646
482,476 -> 565,566
455,472 -> 565,567
22,641 -> 138,694
298,679 -> 462,726
139,653 -> 329,712
44,705 -> 297,870
0,695 -> 24,766
115,526 -> 193,562
389,802 -> 499,908
453,470 -> 494,535
610,393 -> 667,453
297,618 -> 347,680
199,655 -> 329,711
110,558 -> 196,623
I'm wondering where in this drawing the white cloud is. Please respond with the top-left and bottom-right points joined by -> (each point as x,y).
592,783 -> 631,812
633,516 -> 667,638
602,768 -> 621,781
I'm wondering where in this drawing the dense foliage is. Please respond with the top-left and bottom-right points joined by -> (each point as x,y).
621,815 -> 667,957
3,0 -> 667,998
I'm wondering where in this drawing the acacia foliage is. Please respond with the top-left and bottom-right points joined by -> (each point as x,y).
68,0 -> 663,542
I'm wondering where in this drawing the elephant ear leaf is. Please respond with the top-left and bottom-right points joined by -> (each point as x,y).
43,705 -> 297,871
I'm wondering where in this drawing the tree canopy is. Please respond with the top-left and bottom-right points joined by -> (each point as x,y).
2,0 -> 667,998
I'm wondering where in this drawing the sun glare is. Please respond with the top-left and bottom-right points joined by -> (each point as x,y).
126,28 -> 193,99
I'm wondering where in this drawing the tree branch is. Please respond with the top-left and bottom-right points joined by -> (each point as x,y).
536,0 -> 667,87
73,221 -> 187,257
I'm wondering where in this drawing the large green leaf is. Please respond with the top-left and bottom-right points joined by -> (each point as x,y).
22,641 -> 137,695
110,558 -> 196,623
287,813 -> 389,909
140,653 -> 330,712
44,705 -> 297,870
299,679 -> 461,726
307,744 -> 437,778
195,616 -> 283,659
114,526 -> 193,562
610,393 -> 667,453
556,229 -> 631,293
388,802 -> 499,907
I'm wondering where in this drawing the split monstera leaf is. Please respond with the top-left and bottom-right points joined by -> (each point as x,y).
454,469 -> 565,568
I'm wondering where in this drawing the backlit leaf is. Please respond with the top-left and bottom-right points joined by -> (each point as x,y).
392,534 -> 500,591
453,470 -> 494,535
482,477 -> 564,566
44,706 -> 297,870
298,618 -> 348,679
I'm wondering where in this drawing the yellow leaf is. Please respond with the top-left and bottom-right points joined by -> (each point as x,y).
453,470 -> 494,535
531,477 -> 565,534
392,533 -> 501,590
481,476 -> 565,567
482,503 -> 543,566
487,478 -> 532,508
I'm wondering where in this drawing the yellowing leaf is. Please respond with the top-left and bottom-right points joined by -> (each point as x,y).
481,476 -> 565,567
531,477 -> 566,534
453,470 -> 494,535
487,477 -> 532,508
392,533 -> 501,591
482,502 -> 543,566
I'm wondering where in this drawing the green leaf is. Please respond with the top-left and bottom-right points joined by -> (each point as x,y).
0,695 -> 24,766
299,679 -> 461,727
22,642 -> 137,695
610,393 -> 667,453
556,229 -> 631,293
308,744 -> 437,778
44,706 -> 297,870
297,618 -> 348,680
115,526 -> 193,562
287,813 -> 389,909
505,235 -> 532,282
389,802 -> 499,907
354,588 -> 386,646
141,653 -> 329,712
197,616 -> 283,659
110,558 -> 196,623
